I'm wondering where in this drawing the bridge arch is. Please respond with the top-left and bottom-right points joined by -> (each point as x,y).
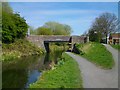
44,40 -> 72,53
26,35 -> 88,52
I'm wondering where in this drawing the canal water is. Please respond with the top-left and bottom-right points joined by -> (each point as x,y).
2,52 -> 62,89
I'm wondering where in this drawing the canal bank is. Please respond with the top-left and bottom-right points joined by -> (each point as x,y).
2,39 -> 83,89
2,52 -> 61,89
2,39 -> 45,61
29,53 -> 83,88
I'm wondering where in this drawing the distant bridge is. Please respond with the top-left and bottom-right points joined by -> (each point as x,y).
27,35 -> 88,52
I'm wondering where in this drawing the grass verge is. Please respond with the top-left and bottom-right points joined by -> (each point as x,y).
2,39 -> 45,61
76,42 -> 114,69
111,44 -> 120,51
29,53 -> 83,88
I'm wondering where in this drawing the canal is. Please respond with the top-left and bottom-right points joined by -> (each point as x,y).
2,51 -> 62,89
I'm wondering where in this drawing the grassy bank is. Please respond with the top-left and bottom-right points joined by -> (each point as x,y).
29,53 -> 83,88
2,39 -> 45,61
111,44 -> 120,51
76,42 -> 114,69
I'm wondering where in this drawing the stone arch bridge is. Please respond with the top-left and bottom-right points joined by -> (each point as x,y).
27,35 -> 88,52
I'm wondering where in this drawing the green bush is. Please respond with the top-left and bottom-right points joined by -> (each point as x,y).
75,43 -> 85,55
2,3 -> 28,43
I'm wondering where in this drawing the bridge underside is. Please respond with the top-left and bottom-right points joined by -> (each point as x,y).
44,41 -> 71,53
26,35 -> 88,53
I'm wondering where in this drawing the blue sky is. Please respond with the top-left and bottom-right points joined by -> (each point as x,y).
9,2 -> 118,35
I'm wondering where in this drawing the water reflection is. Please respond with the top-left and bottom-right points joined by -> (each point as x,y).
2,52 -> 61,89
25,70 -> 41,88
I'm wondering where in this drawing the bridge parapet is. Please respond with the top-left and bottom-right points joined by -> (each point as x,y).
26,35 -> 87,52
43,35 -> 71,42
72,36 -> 87,43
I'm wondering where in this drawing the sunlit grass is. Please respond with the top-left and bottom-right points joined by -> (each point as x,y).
29,53 -> 83,88
111,44 -> 120,51
77,42 -> 114,69
2,39 -> 45,61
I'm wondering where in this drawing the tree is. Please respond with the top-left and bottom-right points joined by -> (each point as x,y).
2,11 -> 16,43
64,24 -> 72,35
81,31 -> 88,36
12,13 -> 28,39
29,26 -> 36,35
43,21 -> 72,35
89,12 -> 119,43
36,27 -> 53,35
2,2 -> 28,43
88,28 -> 100,42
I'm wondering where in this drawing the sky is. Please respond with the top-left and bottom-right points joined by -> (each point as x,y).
5,0 -> 120,2
9,2 -> 118,35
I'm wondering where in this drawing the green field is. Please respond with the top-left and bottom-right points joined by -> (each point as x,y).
76,42 -> 114,69
29,53 -> 83,88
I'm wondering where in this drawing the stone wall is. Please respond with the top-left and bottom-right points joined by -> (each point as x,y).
71,36 -> 86,43
26,35 -> 87,51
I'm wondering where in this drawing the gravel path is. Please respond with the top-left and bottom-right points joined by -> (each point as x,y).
66,44 -> 118,88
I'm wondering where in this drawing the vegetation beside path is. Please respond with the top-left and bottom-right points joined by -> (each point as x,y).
29,53 -> 83,88
111,44 -> 120,51
2,39 -> 45,61
76,42 -> 114,69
